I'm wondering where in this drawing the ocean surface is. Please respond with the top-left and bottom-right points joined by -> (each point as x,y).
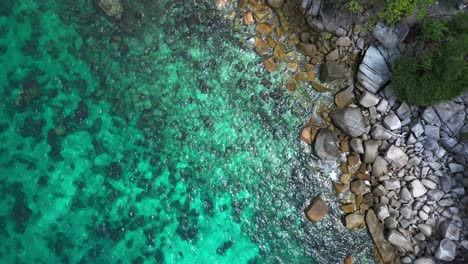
0,1 -> 374,263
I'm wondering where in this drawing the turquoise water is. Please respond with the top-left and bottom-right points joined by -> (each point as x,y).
0,1 -> 374,263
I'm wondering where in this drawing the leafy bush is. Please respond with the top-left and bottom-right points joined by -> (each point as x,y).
379,0 -> 435,25
421,19 -> 448,42
391,13 -> 468,106
346,0 -> 363,14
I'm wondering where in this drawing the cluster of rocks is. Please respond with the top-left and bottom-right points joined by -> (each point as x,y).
301,41 -> 468,262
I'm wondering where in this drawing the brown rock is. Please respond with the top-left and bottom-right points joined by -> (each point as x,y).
305,196 -> 329,223
257,23 -> 273,35
340,173 -> 352,184
365,209 -> 397,263
297,43 -> 317,56
276,27 -> 283,38
287,79 -> 297,92
262,57 -> 276,73
266,36 -> 276,48
304,64 -> 315,72
300,124 -> 319,144
345,213 -> 364,229
347,154 -> 360,167
243,12 -> 255,25
334,87 -> 353,108
287,62 -> 298,71
339,138 -> 350,152
341,204 -> 356,213
273,46 -> 287,62
254,9 -> 270,22
333,182 -> 349,195
97,0 -> 124,19
312,82 -> 334,92
215,0 -> 231,10
295,71 -> 316,82
344,256 -> 353,264
310,57 -> 319,65
254,37 -> 270,56
248,0 -> 263,11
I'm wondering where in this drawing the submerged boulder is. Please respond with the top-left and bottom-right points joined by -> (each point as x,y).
305,195 -> 329,223
97,0 -> 124,19
314,129 -> 340,161
331,108 -> 366,137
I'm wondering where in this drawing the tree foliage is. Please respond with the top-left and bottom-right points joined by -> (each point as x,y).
390,12 -> 468,106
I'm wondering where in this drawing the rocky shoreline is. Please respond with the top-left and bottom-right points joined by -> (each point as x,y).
99,0 -> 467,262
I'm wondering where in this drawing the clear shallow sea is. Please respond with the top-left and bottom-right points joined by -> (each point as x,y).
0,0 -> 374,263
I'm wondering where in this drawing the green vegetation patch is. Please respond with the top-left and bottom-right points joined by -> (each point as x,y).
391,12 -> 468,106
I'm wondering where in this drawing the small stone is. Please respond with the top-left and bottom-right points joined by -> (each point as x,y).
333,182 -> 349,195
295,71 -> 316,82
373,185 -> 388,197
385,145 -> 408,169
300,124 -> 319,144
422,179 -> 437,190
359,91 -> 380,108
97,0 -> 124,19
344,256 -> 353,264
383,179 -> 400,190
273,45 -> 287,62
427,190 -> 444,201
253,9 -> 270,22
372,156 -> 388,177
363,140 -> 379,163
375,204 -> 390,220
376,99 -> 388,113
383,114 -> 401,130
414,258 -> 437,264
320,62 -> 347,83
448,163 -> 464,173
350,138 -> 364,154
418,224 -> 432,237
438,199 -> 454,207
331,108 -> 366,137
243,12 -> 255,25
262,57 -> 276,73
418,210 -> 428,220
350,180 -> 370,195
442,221 -> 460,241
435,238 -> 456,261
409,180 -> 427,198
411,123 -> 424,137
384,217 -> 398,229
326,49 -> 339,61
386,229 -> 412,251
305,196 -> 329,223
370,124 -> 392,140
345,213 -> 364,229
254,37 -> 271,56
336,36 -> 352,47
314,129 -> 340,161
297,43 -> 317,56
400,206 -> 412,219
400,187 -> 412,201
257,23 -> 273,35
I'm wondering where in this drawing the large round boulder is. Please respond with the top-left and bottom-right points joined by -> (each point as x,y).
314,129 -> 340,161
331,108 -> 366,137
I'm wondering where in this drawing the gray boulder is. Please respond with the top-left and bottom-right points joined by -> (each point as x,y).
97,0 -> 124,19
414,258 -> 437,264
383,113 -> 401,130
371,124 -> 392,140
364,140 -> 379,163
386,229 -> 412,251
359,91 -> 380,107
350,138 -> 364,154
331,108 -> 366,137
409,180 -> 427,198
372,156 -> 388,176
373,22 -> 409,49
435,238 -> 456,261
314,129 -> 340,161
356,46 -> 391,93
442,221 -> 460,241
427,189 -> 444,201
385,145 -> 408,169
383,179 -> 400,190
320,62 -> 347,83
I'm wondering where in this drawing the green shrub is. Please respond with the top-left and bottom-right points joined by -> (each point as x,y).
391,13 -> 468,106
346,0 -> 363,14
379,0 -> 435,25
421,19 -> 448,42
